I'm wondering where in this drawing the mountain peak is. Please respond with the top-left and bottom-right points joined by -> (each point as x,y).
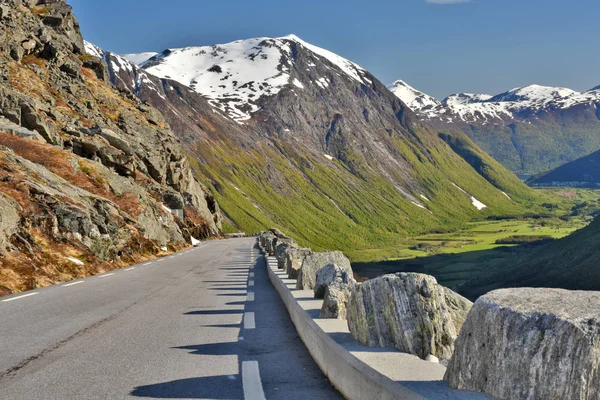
139,35 -> 372,122
387,80 -> 440,111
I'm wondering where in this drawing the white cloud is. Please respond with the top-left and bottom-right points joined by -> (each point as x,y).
426,0 -> 471,4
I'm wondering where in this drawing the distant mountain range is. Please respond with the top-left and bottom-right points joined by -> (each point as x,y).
90,35 -> 543,258
389,80 -> 600,176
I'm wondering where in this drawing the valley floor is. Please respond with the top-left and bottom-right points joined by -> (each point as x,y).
352,188 -> 600,299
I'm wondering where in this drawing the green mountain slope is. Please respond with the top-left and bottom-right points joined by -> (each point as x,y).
529,149 -> 600,187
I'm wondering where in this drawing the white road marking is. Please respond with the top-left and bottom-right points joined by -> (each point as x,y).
1,292 -> 39,302
248,280 -> 254,287
156,259 -> 164,263
244,312 -> 256,329
242,361 -> 266,400
143,262 -> 152,266
249,272 -> 254,278
63,281 -> 84,287
239,336 -> 245,341
125,267 -> 136,271
98,273 -> 115,278
247,292 -> 255,302
169,256 -> 175,259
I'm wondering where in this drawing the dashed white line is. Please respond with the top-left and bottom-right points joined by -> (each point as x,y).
143,262 -> 152,266
98,273 -> 115,278
63,281 -> 84,287
249,272 -> 255,278
125,267 -> 136,271
247,292 -> 255,302
248,280 -> 254,287
1,292 -> 39,302
156,259 -> 164,263
242,361 -> 266,400
244,312 -> 256,329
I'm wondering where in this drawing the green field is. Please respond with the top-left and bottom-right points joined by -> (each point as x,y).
352,188 -> 600,296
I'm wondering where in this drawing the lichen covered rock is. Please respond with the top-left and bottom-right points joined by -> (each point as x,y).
445,288 -> 600,400
320,281 -> 356,319
314,263 -> 355,298
347,273 -> 472,361
296,251 -> 352,290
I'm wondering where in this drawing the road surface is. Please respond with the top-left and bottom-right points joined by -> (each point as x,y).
0,238 -> 342,399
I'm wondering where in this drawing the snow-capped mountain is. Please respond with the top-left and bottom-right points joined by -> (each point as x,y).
393,82 -> 600,124
85,35 -> 530,233
390,80 -> 600,175
121,52 -> 158,66
138,34 -> 373,122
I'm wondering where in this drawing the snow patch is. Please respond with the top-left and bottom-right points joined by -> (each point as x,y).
470,196 -> 487,210
191,236 -> 201,246
501,191 -> 512,200
292,78 -> 304,89
323,154 -> 334,161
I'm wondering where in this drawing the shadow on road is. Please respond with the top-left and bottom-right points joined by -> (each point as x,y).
131,375 -> 242,399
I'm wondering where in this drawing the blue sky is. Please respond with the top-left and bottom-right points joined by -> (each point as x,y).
70,0 -> 600,99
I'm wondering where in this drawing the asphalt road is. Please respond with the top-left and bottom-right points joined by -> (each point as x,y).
0,238 -> 342,400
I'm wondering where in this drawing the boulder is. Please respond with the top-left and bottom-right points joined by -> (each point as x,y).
320,281 -> 356,319
445,288 -> 600,400
296,251 -> 352,290
347,273 -> 472,361
275,239 -> 296,269
258,231 -> 274,250
0,118 -> 45,141
284,247 -> 312,279
314,264 -> 355,298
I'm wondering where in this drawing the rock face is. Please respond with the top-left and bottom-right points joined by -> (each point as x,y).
0,0 -> 222,295
314,264 -> 355,298
445,288 -> 600,400
284,247 -> 312,279
347,273 -> 472,361
296,251 -> 352,291
320,281 -> 356,319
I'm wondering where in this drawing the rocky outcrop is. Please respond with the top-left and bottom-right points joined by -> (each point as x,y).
314,264 -> 355,298
296,251 -> 352,291
445,288 -> 600,400
320,281 -> 356,319
0,0 -> 222,295
347,273 -> 472,361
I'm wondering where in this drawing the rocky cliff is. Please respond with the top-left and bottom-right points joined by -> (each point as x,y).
0,0 -> 221,295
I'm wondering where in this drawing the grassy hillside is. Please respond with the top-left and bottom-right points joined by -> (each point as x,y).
189,129 -> 549,262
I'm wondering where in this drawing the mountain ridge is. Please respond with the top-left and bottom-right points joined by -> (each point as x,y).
390,80 -> 600,175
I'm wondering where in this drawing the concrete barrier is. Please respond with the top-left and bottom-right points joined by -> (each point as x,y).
266,251 -> 426,400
